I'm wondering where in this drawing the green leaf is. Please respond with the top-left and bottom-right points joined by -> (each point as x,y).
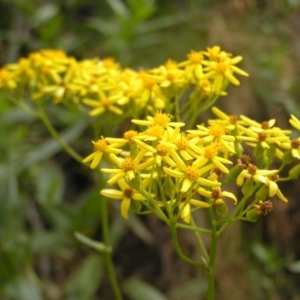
168,278 -> 207,299
31,3 -> 59,27
74,232 -> 111,253
35,161 -> 65,206
106,0 -> 130,19
64,254 -> 104,300
4,274 -> 44,300
122,278 -> 168,300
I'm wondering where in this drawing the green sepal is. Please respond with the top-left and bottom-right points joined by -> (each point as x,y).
253,144 -> 264,160
254,185 -> 268,202
130,200 -> 142,213
263,144 -> 276,168
242,178 -> 254,196
246,209 -> 259,222
281,150 -> 294,165
215,203 -> 228,216
223,165 -> 242,184
288,163 -> 300,180
129,175 -> 141,189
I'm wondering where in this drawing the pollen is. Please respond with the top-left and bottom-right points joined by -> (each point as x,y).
123,188 -> 133,198
102,57 -> 117,69
156,144 -> 168,156
154,111 -> 172,127
206,46 -> 221,60
291,139 -> 300,149
147,125 -> 164,139
165,59 -> 177,70
258,131 -> 267,141
261,121 -> 270,129
204,143 -> 220,159
101,98 -> 110,108
216,61 -> 228,74
254,200 -> 273,215
122,157 -> 135,171
229,114 -> 238,124
211,187 -> 221,200
185,166 -> 200,181
187,50 -> 203,64
176,138 -> 189,150
93,137 -> 107,151
247,164 -> 257,175
209,123 -> 225,138
0,69 -> 10,81
124,130 -> 138,141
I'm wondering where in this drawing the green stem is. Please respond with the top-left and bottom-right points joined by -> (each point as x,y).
176,223 -> 211,234
100,180 -> 123,300
207,206 -> 218,300
169,219 -> 210,272
190,217 -> 209,262
38,104 -> 83,164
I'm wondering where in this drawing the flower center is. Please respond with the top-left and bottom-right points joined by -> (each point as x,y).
156,144 -> 168,156
185,166 -> 200,181
154,111 -> 171,127
122,157 -> 135,171
176,138 -> 189,150
187,51 -> 203,64
124,130 -> 138,141
123,188 -> 133,198
93,137 -> 107,151
209,123 -> 225,138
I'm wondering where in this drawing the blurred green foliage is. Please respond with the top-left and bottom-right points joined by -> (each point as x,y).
1,0 -> 300,299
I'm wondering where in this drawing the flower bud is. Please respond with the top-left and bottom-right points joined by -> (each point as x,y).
242,178 -> 254,196
216,203 -> 228,216
246,208 -> 259,222
288,163 -> 300,180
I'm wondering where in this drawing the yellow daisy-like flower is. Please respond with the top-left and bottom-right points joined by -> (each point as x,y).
83,89 -> 123,116
163,153 -> 221,193
266,174 -> 288,202
290,114 -> 300,131
132,110 -> 185,128
201,52 -> 249,94
101,178 -> 146,219
101,149 -> 155,185
82,137 -> 123,169
188,122 -> 236,154
236,164 -> 278,187
0,68 -> 17,89
193,142 -> 233,174
197,187 -> 237,205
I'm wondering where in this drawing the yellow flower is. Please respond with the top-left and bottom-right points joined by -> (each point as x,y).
236,164 -> 278,187
101,149 -> 155,185
0,68 -> 17,89
188,122 -> 236,154
193,142 -> 233,174
100,178 -> 146,219
82,137 -> 123,169
201,52 -> 248,94
290,114 -> 300,131
163,154 -> 221,193
197,187 -> 237,205
83,89 -> 124,116
132,110 -> 185,128
148,60 -> 188,88
177,50 -> 204,81
266,174 -> 288,202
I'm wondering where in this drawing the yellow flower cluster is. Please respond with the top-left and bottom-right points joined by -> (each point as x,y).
84,109 -> 298,222
0,47 -> 248,116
